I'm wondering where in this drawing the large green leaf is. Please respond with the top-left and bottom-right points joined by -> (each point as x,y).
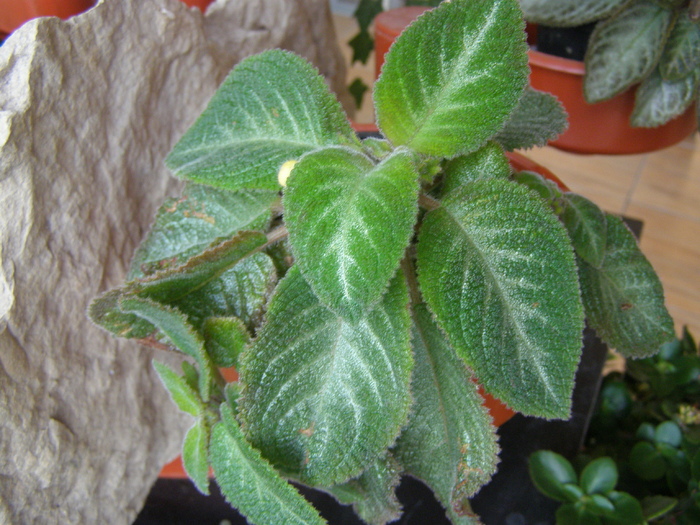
519,0 -> 629,26
166,50 -> 358,191
494,88 -> 569,151
129,184 -> 277,279
373,0 -> 528,157
239,267 -> 413,486
558,193 -> 608,268
417,178 -> 584,419
578,213 -> 675,358
584,1 -> 675,103
440,141 -> 511,197
210,404 -> 326,525
327,454 -> 403,525
660,13 -> 700,81
631,67 -> 698,127
394,304 -> 498,524
284,147 -> 419,323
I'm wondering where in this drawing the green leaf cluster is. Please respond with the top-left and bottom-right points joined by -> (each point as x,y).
520,0 -> 700,128
88,1 -> 674,523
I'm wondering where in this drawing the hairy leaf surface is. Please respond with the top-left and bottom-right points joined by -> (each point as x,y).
579,214 -> 675,357
202,316 -> 250,368
519,0 -> 628,26
153,360 -> 205,417
328,454 -> 403,525
129,184 -> 277,279
374,0 -> 528,157
183,419 -> 210,494
417,178 -> 584,418
441,142 -> 511,197
210,404 -> 326,525
559,193 -> 608,268
494,88 -> 568,151
239,267 -> 413,486
284,147 -> 419,323
394,304 -> 498,523
631,67 -> 699,127
660,13 -> 700,81
166,50 -> 358,191
584,1 -> 675,103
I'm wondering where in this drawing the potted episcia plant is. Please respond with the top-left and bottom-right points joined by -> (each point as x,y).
520,0 -> 700,153
88,0 -> 675,523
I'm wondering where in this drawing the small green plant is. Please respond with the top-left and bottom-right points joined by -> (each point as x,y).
520,0 -> 700,128
532,330 -> 700,524
89,1 -> 674,523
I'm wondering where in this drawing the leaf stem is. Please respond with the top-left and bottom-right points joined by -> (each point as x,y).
418,194 -> 441,212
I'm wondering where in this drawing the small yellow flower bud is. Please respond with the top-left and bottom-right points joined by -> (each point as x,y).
278,160 -> 298,187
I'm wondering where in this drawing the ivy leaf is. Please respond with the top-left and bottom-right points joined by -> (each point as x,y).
327,454 -> 403,525
519,0 -> 629,26
374,0 -> 528,157
394,304 -> 499,524
558,193 -> 608,268
284,147 -> 419,323
659,13 -> 700,81
417,178 -> 584,419
348,77 -> 369,109
354,0 -> 383,31
183,418 -> 211,495
584,1 -> 675,103
239,267 -> 413,486
578,213 -> 675,358
631,67 -> 698,128
153,360 -> 205,417
166,50 -> 358,192
494,88 -> 568,151
349,30 -> 375,65
129,184 -> 276,279
119,296 -> 215,401
440,141 -> 511,197
210,403 -> 326,525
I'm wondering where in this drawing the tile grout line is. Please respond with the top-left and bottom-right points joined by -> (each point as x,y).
621,154 -> 648,215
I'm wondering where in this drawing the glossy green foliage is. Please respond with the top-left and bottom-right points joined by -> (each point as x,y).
394,304 -> 498,524
584,0 -> 675,103
578,214 -> 675,358
166,50 -> 359,191
210,405 -> 326,525
239,267 -> 413,486
284,147 -> 419,323
519,0 -> 628,27
374,0 -> 529,157
417,178 -> 584,418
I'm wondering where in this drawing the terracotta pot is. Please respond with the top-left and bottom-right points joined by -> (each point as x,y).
528,41 -> 697,155
0,0 -> 95,34
178,0 -> 216,11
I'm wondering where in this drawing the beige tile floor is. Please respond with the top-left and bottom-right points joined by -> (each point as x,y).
333,13 -> 700,340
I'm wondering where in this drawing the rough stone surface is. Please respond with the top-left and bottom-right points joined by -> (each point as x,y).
0,0 -> 348,523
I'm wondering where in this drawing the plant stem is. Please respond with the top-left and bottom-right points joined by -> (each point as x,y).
418,193 -> 441,211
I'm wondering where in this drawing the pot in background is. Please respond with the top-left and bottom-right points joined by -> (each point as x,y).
0,0 -> 95,34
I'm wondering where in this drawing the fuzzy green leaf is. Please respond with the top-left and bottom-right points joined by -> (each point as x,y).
129,184 -> 277,279
578,213 -> 675,358
88,289 -> 156,339
559,193 -> 608,268
519,0 -> 629,26
153,360 -> 205,417
660,13 -> 700,81
327,454 -> 403,525
284,147 -> 419,323
132,231 -> 267,306
495,88 -> 569,151
166,50 -> 358,191
202,316 -> 250,368
239,267 -> 413,486
394,304 -> 499,524
584,1 -> 675,103
631,67 -> 698,127
119,296 -> 214,400
441,142 -> 511,196
417,178 -> 584,419
183,419 -> 211,494
210,404 -> 326,525
374,0 -> 528,157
